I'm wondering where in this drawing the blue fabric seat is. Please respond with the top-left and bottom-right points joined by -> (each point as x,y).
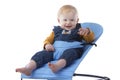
21,22 -> 103,80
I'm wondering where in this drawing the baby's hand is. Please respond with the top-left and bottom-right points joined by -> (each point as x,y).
78,28 -> 90,36
45,44 -> 55,51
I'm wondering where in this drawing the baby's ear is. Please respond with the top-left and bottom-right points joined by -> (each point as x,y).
57,18 -> 60,23
77,18 -> 79,22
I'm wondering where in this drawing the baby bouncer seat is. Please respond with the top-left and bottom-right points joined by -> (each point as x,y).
21,22 -> 110,80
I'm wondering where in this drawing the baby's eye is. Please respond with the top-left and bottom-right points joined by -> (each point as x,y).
70,19 -> 74,21
63,19 -> 67,21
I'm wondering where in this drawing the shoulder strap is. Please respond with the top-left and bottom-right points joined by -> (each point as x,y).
76,23 -> 81,29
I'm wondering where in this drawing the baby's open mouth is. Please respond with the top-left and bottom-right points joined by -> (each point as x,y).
66,26 -> 71,28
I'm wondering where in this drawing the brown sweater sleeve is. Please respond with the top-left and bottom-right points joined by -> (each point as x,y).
83,28 -> 95,43
43,31 -> 54,48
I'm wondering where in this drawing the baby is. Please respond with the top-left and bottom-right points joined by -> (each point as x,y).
16,4 -> 94,76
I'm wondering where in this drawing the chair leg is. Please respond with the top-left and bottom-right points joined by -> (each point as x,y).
73,73 -> 110,80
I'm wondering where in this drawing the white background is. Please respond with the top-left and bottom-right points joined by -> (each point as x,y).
0,0 -> 120,80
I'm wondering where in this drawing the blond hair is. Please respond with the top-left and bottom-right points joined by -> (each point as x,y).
57,5 -> 78,18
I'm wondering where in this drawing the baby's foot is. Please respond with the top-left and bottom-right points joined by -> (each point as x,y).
48,62 -> 60,73
16,67 -> 32,76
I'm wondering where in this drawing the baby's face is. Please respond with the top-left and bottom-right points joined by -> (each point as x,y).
58,12 -> 79,30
